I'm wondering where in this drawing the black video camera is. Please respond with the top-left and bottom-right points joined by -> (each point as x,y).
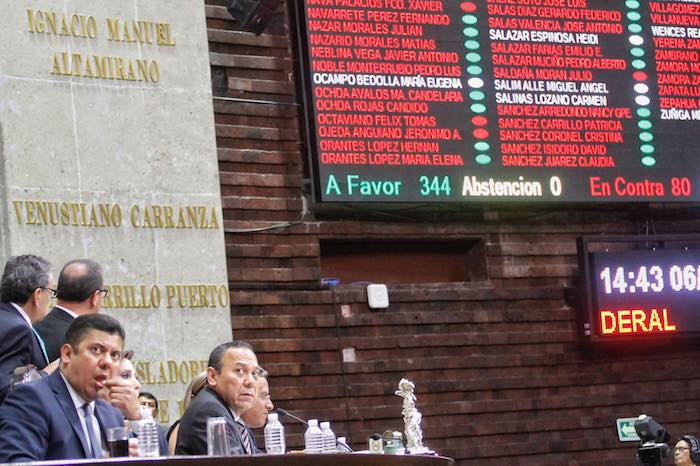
634,415 -> 671,466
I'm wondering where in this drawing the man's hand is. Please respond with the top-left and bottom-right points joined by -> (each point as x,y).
104,377 -> 141,420
128,438 -> 140,457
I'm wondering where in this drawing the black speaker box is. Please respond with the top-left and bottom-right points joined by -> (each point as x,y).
227,0 -> 281,35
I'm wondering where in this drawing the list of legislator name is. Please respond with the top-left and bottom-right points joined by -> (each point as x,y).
299,0 -> 700,202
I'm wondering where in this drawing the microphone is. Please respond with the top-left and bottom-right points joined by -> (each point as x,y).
336,437 -> 354,453
275,408 -> 308,425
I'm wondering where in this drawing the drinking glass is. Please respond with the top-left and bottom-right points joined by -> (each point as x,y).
207,417 -> 231,456
106,426 -> 129,457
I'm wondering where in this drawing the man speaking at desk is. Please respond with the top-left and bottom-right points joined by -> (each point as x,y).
0,314 -> 127,462
176,341 -> 260,455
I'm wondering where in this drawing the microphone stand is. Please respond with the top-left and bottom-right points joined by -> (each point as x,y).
276,408 -> 308,425
336,438 -> 354,452
275,409 -> 354,452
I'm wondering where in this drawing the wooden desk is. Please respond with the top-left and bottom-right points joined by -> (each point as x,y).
24,454 -> 454,466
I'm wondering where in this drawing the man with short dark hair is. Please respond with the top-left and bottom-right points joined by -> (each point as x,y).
139,391 -> 169,455
139,391 -> 159,420
175,341 -> 260,455
241,370 -> 274,429
35,259 -> 106,362
0,314 -> 127,462
0,254 -> 53,403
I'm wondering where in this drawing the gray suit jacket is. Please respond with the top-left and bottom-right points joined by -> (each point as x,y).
175,386 -> 247,455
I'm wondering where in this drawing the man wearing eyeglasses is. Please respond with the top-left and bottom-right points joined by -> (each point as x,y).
0,314 -> 127,461
240,369 -> 274,454
176,341 -> 261,455
35,259 -> 107,362
0,254 -> 54,403
241,369 -> 274,429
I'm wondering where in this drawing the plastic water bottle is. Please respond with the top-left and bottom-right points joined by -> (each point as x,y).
133,407 -> 160,457
304,419 -> 324,454
264,412 -> 286,454
320,421 -> 336,453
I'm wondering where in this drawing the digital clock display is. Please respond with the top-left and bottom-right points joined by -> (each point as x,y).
587,248 -> 700,339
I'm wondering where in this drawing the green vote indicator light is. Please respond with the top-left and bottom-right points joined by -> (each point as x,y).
641,155 -> 657,167
626,0 -> 640,8
637,107 -> 651,118
462,14 -> 477,25
640,144 -> 655,155
467,65 -> 483,75
475,154 -> 492,165
627,11 -> 642,21
639,132 -> 654,142
638,120 -> 652,130
469,90 -> 485,101
465,52 -> 481,63
632,59 -> 646,69
628,23 -> 643,33
630,47 -> 644,57
470,103 -> 486,113
463,27 -> 479,37
474,141 -> 490,151
464,40 -> 480,50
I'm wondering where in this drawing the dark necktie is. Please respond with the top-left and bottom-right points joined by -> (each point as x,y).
236,421 -> 252,454
31,327 -> 49,365
81,403 -> 103,458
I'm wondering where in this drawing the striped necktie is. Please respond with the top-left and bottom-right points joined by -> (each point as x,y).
31,327 -> 49,365
236,421 -> 253,454
81,403 -> 103,458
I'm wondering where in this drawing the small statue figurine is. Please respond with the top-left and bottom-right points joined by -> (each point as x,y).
395,378 -> 430,454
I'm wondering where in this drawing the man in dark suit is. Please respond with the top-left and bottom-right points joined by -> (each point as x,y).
241,370 -> 273,454
0,254 -> 54,402
176,341 -> 261,455
35,259 -> 106,362
241,370 -> 273,429
0,314 -> 127,462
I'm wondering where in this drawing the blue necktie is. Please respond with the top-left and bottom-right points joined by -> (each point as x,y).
31,328 -> 49,365
81,403 -> 103,458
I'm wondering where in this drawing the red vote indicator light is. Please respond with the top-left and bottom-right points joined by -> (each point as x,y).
460,2 -> 477,12
599,308 -> 677,335
632,71 -> 648,82
473,128 -> 489,139
471,116 -> 487,127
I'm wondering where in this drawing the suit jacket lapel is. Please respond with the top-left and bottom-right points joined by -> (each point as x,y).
50,371 -> 91,457
209,387 -> 235,421
31,329 -> 48,366
207,388 -> 245,451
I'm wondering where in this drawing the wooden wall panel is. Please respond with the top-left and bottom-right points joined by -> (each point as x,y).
205,1 -> 700,465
